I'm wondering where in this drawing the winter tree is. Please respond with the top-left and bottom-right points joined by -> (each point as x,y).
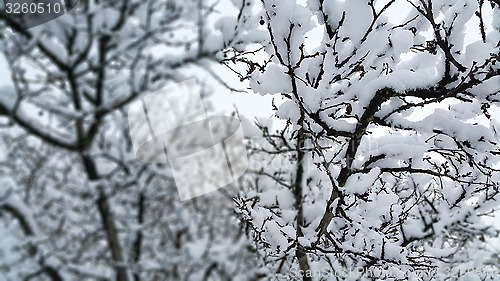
0,0 -> 265,280
230,0 -> 500,280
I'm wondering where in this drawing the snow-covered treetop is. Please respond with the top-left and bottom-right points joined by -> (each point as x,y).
230,0 -> 500,279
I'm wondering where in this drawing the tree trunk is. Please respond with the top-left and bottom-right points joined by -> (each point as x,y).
97,188 -> 129,281
294,121 -> 312,281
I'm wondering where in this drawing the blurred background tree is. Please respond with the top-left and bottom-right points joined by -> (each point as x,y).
0,0 -> 266,280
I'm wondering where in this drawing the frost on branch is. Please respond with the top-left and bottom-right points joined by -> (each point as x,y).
231,0 -> 500,279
